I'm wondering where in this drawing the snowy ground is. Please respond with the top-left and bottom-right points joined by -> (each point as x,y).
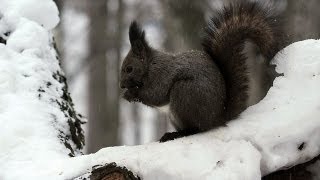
1,0 -> 320,180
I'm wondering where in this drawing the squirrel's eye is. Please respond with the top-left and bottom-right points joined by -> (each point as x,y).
126,66 -> 133,74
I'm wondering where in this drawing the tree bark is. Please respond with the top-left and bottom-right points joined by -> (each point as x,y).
162,0 -> 209,50
53,40 -> 85,155
284,0 -> 320,42
90,163 -> 140,180
105,0 -> 124,146
87,0 -> 118,153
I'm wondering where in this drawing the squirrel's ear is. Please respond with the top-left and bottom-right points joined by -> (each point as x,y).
129,21 -> 150,57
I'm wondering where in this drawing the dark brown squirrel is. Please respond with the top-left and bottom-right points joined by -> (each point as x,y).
120,1 -> 286,142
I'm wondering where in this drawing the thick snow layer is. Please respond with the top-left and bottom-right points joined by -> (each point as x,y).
0,0 -> 59,30
226,39 -> 320,175
12,39 -> 317,180
0,0 -> 83,180
0,23 -> 70,178
65,140 -> 262,180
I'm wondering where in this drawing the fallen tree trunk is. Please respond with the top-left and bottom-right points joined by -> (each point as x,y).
78,154 -> 319,180
84,157 -> 318,180
75,148 -> 319,180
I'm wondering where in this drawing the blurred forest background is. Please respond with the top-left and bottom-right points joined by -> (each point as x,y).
52,0 -> 320,153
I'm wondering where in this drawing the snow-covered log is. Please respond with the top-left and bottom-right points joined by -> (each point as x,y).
1,0 -> 320,180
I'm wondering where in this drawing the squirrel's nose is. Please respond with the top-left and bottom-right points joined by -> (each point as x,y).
120,79 -> 134,89
120,78 -> 143,89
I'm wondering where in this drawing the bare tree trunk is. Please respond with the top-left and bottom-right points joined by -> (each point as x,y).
113,0 -> 124,135
104,0 -> 124,146
285,0 -> 320,42
155,113 -> 168,140
52,0 -> 64,58
131,104 -> 141,145
87,0 -> 115,153
162,0 -> 209,50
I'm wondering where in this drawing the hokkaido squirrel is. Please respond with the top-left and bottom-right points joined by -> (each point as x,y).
120,1 -> 286,142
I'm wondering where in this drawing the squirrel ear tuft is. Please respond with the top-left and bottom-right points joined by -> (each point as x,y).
129,21 -> 150,57
129,21 -> 145,44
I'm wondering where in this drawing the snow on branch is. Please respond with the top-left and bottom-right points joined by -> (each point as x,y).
1,0 -> 320,180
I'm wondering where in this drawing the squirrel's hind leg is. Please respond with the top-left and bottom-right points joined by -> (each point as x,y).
171,79 -> 225,130
159,129 -> 198,142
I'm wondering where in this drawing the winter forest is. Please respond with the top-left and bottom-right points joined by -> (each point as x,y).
1,0 -> 320,179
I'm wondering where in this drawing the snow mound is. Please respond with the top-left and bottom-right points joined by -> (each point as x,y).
0,23 -> 68,179
50,39 -> 320,180
227,39 -> 320,175
0,0 -> 59,30
0,1 -> 84,180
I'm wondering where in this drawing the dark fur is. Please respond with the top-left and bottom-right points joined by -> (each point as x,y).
202,1 -> 286,119
120,1 -> 286,142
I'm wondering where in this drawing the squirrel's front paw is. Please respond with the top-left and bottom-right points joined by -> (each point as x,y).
123,88 -> 140,102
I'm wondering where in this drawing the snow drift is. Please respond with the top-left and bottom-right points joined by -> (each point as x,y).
1,0 -> 320,179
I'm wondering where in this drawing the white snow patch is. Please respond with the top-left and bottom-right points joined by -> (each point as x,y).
0,0 -> 59,30
57,140 -> 261,180
227,39 -> 320,175
7,18 -> 50,53
0,24 -> 72,179
0,1 -> 82,179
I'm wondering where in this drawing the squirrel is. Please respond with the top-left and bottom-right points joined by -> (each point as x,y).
120,1 -> 286,142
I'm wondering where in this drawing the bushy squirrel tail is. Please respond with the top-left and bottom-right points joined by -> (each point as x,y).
202,1 -> 286,119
